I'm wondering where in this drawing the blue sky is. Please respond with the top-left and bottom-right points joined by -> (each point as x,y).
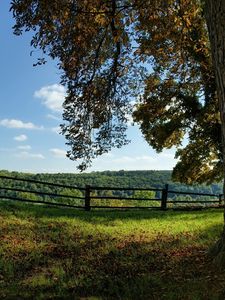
0,1 -> 177,173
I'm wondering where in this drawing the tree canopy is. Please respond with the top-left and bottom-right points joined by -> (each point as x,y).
132,0 -> 222,184
10,0 -> 222,183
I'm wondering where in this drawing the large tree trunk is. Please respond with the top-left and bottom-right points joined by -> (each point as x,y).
204,0 -> 225,266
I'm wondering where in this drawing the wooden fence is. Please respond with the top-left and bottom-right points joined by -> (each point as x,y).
0,175 -> 224,211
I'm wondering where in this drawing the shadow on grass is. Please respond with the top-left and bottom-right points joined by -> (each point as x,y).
0,200 -> 225,299
1,221 -> 225,300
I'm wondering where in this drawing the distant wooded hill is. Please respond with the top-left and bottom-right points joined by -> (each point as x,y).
0,170 -> 223,198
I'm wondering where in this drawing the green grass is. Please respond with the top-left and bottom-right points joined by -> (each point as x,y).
0,200 -> 225,299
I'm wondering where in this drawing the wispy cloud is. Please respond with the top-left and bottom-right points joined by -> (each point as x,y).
34,84 -> 66,112
159,153 -> 175,159
0,147 -> 15,152
89,152 -> 177,171
46,114 -> 62,121
50,148 -> 67,158
1,119 -> 43,130
112,155 -> 156,164
102,153 -> 115,158
14,134 -> 28,142
15,151 -> 45,159
51,126 -> 61,134
17,145 -> 31,150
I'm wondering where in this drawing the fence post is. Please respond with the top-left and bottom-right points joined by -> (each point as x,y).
85,185 -> 91,211
161,184 -> 168,210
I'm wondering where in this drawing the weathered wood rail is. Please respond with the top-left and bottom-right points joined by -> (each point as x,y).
0,175 -> 223,211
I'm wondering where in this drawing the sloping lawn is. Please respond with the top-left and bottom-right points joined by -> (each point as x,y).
0,201 -> 224,299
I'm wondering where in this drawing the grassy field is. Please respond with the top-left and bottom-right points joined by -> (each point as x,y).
0,201 -> 225,299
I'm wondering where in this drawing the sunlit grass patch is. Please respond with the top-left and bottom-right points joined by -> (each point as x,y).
0,201 -> 224,299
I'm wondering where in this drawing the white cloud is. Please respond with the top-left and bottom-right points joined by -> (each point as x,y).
102,153 -> 114,158
34,84 -> 66,112
112,155 -> 156,164
0,147 -> 15,152
50,148 -> 67,158
15,151 -> 45,159
14,134 -> 28,142
51,126 -> 61,134
89,151 -> 177,171
46,114 -> 61,121
159,153 -> 175,159
1,119 -> 43,130
17,145 -> 31,150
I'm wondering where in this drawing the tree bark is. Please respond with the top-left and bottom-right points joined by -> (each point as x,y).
204,0 -> 225,266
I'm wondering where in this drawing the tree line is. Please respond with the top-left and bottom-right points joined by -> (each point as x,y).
0,170 -> 222,207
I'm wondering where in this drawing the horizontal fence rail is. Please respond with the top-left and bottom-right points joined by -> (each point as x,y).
0,175 -> 85,190
0,175 -> 224,211
0,195 -> 83,209
90,186 -> 163,192
168,190 -> 219,197
0,186 -> 84,200
91,196 -> 161,201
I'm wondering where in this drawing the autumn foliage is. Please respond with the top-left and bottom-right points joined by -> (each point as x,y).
10,0 -> 224,185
